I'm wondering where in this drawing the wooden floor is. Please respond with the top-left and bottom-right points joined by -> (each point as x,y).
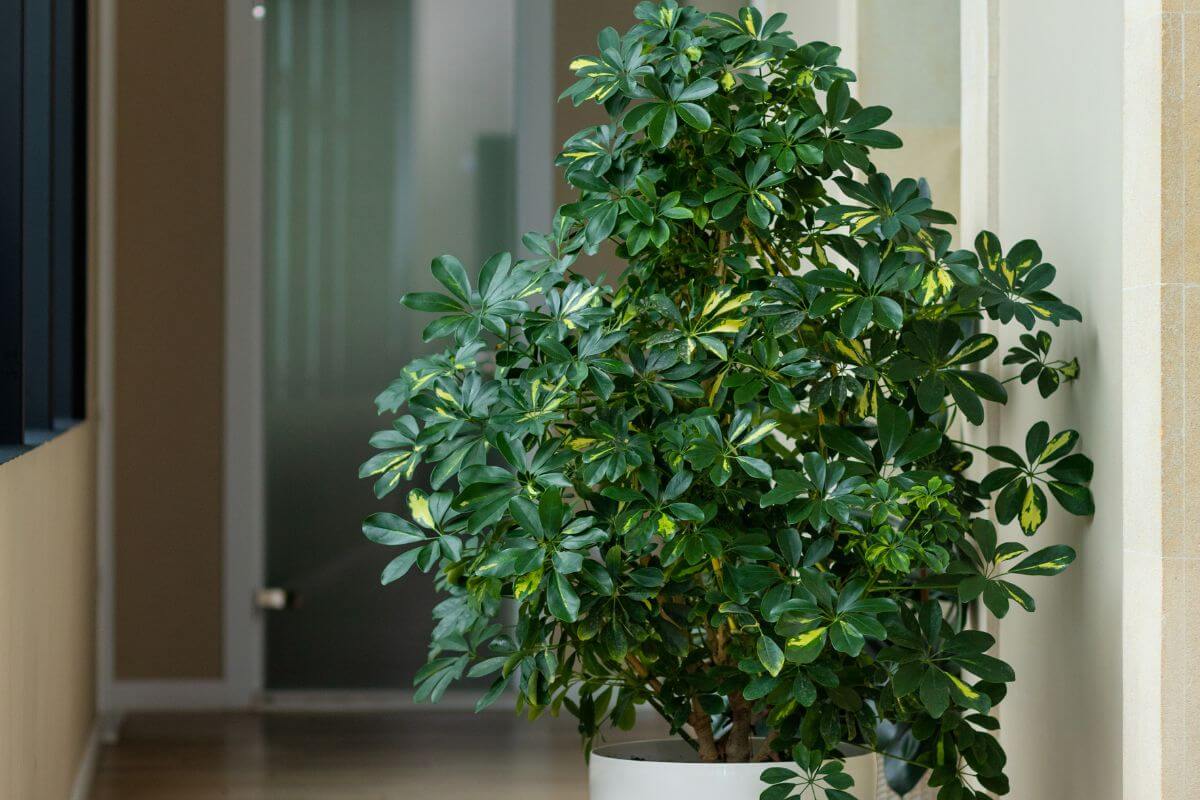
90,709 -> 669,800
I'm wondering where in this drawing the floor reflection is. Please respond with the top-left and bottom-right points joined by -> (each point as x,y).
90,708 -> 671,800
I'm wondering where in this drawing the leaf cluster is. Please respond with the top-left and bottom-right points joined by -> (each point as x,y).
361,5 -> 1094,798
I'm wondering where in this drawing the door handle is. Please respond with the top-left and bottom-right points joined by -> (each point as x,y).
255,587 -> 295,610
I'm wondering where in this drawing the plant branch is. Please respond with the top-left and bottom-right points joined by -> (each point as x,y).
688,697 -> 720,762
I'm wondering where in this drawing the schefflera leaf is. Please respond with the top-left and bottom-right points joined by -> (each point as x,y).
955,519 -> 1077,617
983,421 -> 1095,535
401,253 -> 541,344
358,415 -> 424,499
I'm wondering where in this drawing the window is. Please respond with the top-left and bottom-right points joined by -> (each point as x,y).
1,0 -> 87,456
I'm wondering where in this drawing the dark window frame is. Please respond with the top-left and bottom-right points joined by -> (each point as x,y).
1,0 -> 88,460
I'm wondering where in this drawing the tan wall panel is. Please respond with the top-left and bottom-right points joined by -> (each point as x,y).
113,0 -> 226,679
0,429 -> 97,795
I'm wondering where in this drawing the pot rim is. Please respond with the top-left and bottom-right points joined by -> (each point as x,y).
590,738 -> 872,766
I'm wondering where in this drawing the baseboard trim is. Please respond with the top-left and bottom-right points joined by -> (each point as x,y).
68,722 -> 101,800
256,689 -> 661,719
257,689 -> 516,713
106,684 -> 663,718
109,679 -> 247,711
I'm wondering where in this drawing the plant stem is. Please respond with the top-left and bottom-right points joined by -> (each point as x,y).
725,690 -> 754,762
689,697 -> 720,762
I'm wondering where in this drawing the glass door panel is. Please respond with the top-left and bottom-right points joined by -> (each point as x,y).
262,0 -> 518,689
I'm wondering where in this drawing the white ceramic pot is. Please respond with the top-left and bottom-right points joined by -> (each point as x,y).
589,739 -> 877,800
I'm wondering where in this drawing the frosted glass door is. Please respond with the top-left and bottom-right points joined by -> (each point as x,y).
263,0 -> 518,689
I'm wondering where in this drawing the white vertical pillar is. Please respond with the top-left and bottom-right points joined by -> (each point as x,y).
761,1 -> 853,59
959,0 -> 998,238
836,0 -> 858,78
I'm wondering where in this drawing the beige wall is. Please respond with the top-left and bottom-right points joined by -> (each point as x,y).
112,0 -> 226,680
0,429 -> 97,798
1156,8 -> 1200,795
992,1 -> 1124,798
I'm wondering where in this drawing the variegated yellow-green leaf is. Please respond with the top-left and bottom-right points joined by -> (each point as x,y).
701,289 -> 752,319
1002,580 -> 1037,612
944,670 -> 991,713
408,490 -> 435,529
1010,545 -> 1076,576
705,319 -> 748,334
741,7 -> 756,34
738,420 -> 779,447
832,337 -> 869,365
1018,483 -> 1047,535
1038,429 -> 1078,463
854,383 -> 878,417
917,267 -> 954,305
976,231 -> 1002,271
947,334 -> 997,365
785,628 -> 827,664
514,568 -> 544,600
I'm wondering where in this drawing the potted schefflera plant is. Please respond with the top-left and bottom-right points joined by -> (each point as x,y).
360,4 -> 1094,799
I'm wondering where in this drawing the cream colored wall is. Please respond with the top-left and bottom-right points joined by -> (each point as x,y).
991,1 -> 1124,798
1120,3 -> 1162,794
854,1 -> 960,238
0,429 -> 97,798
762,1 -> 961,241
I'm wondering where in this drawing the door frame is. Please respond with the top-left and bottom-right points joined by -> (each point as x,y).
223,0 -> 267,708
95,0 -> 268,716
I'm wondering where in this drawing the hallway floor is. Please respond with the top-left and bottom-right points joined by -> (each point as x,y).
89,709 -> 668,800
